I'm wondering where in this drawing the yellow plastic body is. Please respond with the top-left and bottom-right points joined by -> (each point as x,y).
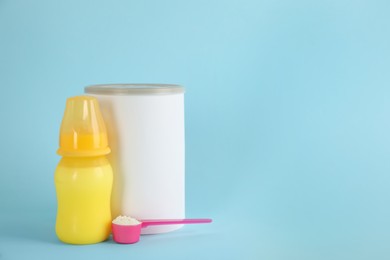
55,156 -> 113,244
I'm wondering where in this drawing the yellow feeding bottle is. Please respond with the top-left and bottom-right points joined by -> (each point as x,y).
55,96 -> 113,244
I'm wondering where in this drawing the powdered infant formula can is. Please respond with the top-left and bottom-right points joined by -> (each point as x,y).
85,84 -> 185,234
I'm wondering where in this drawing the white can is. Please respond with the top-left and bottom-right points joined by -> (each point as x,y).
85,84 -> 185,234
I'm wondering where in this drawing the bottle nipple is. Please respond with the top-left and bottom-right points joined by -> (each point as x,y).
57,96 -> 110,157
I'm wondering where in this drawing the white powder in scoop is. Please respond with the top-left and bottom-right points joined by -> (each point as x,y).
112,215 -> 141,226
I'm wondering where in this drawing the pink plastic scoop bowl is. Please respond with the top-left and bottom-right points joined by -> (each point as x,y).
112,218 -> 212,244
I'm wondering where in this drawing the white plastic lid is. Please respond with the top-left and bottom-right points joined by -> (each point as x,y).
84,84 -> 185,95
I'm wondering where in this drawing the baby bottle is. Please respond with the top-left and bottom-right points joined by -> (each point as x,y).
54,96 -> 113,244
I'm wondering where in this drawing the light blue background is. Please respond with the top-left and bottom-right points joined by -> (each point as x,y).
1,0 -> 390,259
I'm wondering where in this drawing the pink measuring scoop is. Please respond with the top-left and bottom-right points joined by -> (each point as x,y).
112,218 -> 212,244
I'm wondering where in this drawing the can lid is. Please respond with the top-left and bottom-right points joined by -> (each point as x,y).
84,84 -> 185,95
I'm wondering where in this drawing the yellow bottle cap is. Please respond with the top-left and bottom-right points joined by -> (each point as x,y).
57,96 -> 111,157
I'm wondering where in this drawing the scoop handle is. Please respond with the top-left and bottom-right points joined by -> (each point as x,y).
140,218 -> 212,228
